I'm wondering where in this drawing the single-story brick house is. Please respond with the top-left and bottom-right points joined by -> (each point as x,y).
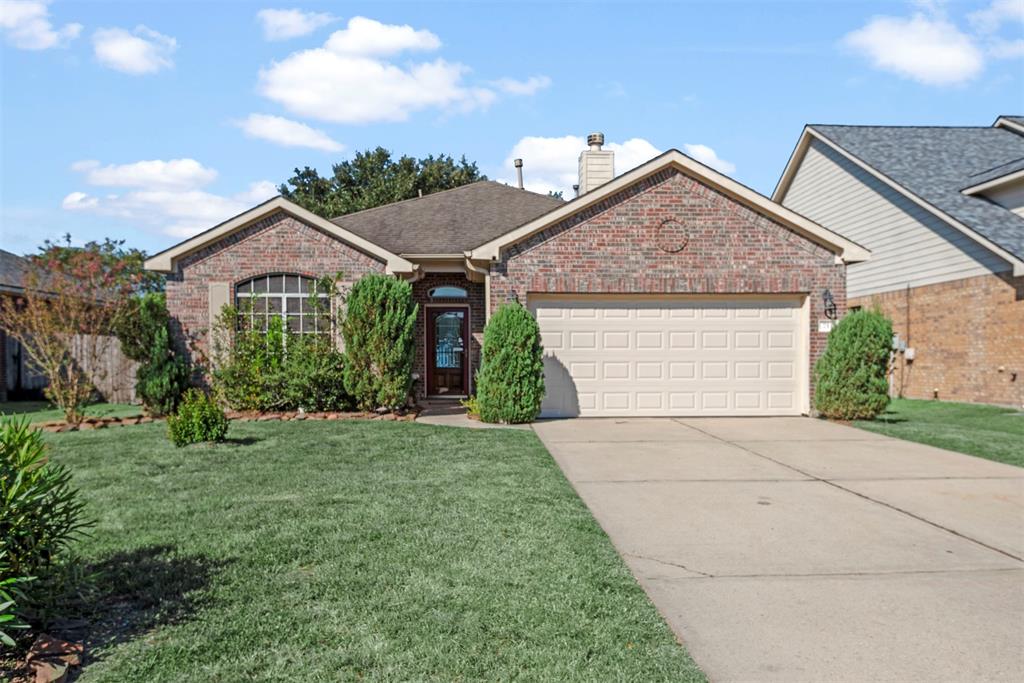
774,116 -> 1024,407
146,134 -> 868,417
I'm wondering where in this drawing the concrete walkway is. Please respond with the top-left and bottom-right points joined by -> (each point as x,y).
533,417 -> 1024,682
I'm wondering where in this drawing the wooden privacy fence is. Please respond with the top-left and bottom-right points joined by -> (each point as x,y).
71,333 -> 139,404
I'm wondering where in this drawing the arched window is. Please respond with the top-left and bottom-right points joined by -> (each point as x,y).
429,285 -> 468,299
235,274 -> 329,333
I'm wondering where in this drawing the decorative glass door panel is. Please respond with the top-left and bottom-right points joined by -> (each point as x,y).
427,308 -> 468,395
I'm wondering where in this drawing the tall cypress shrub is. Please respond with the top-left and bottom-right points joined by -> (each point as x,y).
115,292 -> 189,416
342,274 -> 418,410
476,302 -> 545,424
814,308 -> 893,420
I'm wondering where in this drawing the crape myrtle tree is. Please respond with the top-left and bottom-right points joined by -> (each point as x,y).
0,237 -> 152,424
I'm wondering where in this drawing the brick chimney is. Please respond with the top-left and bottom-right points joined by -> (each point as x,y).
578,132 -> 614,194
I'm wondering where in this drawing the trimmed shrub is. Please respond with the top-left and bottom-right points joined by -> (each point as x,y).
814,308 -> 893,420
476,302 -> 545,424
342,274 -> 418,410
0,417 -> 90,578
167,389 -> 229,446
116,292 -> 189,416
282,335 -> 351,412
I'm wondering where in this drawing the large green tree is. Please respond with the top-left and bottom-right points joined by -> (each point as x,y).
279,148 -> 486,218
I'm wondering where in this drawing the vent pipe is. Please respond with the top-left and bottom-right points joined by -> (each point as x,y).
514,158 -> 524,189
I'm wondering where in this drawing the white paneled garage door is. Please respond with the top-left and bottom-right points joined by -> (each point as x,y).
531,297 -> 806,417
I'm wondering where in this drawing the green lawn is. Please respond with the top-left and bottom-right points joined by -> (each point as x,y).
854,399 -> 1024,467
35,420 -> 703,682
0,401 -> 141,424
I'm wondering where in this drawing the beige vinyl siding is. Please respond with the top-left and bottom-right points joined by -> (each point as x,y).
984,178 -> 1024,219
781,138 -> 1011,298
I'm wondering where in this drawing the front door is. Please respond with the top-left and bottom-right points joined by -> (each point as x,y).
427,307 -> 469,396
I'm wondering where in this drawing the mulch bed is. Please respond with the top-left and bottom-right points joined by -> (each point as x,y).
37,408 -> 420,432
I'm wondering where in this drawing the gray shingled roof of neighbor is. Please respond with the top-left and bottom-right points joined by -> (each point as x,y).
0,249 -> 29,291
329,180 -> 565,255
809,124 -> 1024,262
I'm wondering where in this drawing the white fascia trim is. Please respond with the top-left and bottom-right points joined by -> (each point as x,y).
471,148 -> 870,264
143,196 -> 416,275
961,168 -> 1024,195
776,128 -> 1024,277
994,117 -> 1024,136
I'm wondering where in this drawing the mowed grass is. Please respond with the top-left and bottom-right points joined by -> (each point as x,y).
854,399 -> 1024,467
0,401 -> 141,423
42,420 -> 704,682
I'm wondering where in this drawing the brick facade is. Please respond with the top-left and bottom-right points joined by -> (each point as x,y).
851,273 -> 1024,407
410,273 -> 485,399
166,211 -> 386,363
489,169 -> 846,407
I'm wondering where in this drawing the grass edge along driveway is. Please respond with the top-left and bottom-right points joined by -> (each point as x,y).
854,398 -> 1024,468
40,419 -> 705,682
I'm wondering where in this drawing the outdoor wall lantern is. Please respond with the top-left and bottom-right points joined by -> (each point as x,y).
822,289 -> 837,320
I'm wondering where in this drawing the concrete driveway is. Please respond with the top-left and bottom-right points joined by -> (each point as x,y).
533,417 -> 1024,682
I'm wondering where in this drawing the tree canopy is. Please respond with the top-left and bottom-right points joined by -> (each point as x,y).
278,148 -> 486,218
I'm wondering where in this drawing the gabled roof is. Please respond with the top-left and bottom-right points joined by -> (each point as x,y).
329,181 -> 564,255
773,123 -> 1024,275
470,149 -> 870,264
144,196 -> 416,274
994,115 -> 1024,135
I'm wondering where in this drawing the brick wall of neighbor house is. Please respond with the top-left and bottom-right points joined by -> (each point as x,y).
851,273 -> 1024,407
166,211 -> 386,363
411,273 -> 485,399
489,168 -> 847,406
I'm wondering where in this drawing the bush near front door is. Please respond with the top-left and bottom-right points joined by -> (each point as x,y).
475,302 -> 545,424
342,274 -> 418,411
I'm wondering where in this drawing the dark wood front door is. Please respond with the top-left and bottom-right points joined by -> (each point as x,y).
427,307 -> 469,396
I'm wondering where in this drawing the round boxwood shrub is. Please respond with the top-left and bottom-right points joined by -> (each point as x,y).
814,309 -> 893,420
476,302 -> 545,424
167,389 -> 229,446
342,274 -> 418,411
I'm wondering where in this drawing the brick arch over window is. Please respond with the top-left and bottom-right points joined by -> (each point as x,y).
235,273 -> 330,334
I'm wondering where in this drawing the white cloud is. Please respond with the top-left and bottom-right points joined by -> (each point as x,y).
492,75 -> 552,96
61,191 -> 97,210
63,158 -> 277,238
842,13 -> 984,85
92,25 -> 177,75
969,0 -> 1024,33
682,143 -> 736,174
70,158 -> 218,190
257,15 -> 515,124
0,0 -> 81,50
324,16 -> 440,56
235,113 -> 344,152
256,8 -> 335,40
499,135 -> 664,196
990,37 -> 1024,58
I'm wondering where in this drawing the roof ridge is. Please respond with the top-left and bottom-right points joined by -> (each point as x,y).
810,123 -> 998,131
330,180 -> 558,224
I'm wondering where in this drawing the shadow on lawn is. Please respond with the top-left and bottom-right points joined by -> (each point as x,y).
41,545 -> 229,667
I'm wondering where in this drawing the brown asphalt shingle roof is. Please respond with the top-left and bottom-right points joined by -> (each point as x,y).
328,181 -> 565,255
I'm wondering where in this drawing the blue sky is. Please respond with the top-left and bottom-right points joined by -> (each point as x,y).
2,0 -> 1022,256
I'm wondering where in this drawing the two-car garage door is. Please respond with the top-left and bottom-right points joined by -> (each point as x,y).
531,297 -> 807,418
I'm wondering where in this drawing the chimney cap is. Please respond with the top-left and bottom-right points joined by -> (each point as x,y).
587,132 -> 605,149
513,158 -> 523,168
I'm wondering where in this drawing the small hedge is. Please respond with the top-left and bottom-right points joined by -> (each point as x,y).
476,302 -> 545,424
167,389 -> 229,446
814,309 -> 893,420
342,274 -> 418,411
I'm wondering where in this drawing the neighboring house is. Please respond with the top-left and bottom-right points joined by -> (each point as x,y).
146,134 -> 868,418
0,248 -> 139,404
774,116 -> 1024,407
1,249 -> 49,401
